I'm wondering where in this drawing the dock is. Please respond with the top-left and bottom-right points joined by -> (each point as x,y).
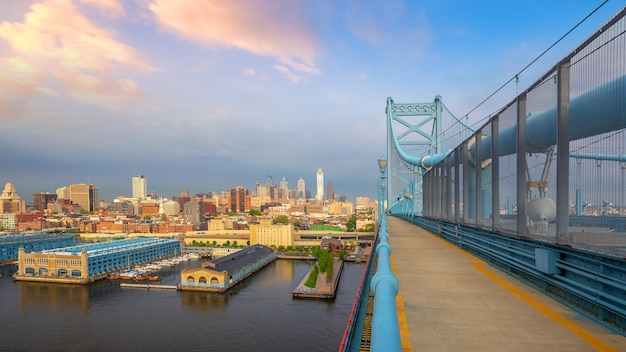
293,258 -> 343,299
120,283 -> 178,290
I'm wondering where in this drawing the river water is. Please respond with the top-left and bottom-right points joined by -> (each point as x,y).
0,259 -> 365,352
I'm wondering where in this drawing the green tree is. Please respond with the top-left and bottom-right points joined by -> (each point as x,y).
224,240 -> 231,247
228,211 -> 236,216
212,240 -> 217,247
338,250 -> 346,261
233,241 -> 238,247
346,216 -> 357,231
326,256 -> 334,282
249,209 -> 262,216
273,215 -> 289,225
304,265 -> 319,288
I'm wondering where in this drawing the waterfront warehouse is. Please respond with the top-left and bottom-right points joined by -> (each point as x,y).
1,232 -> 76,262
14,237 -> 181,284
179,244 -> 276,292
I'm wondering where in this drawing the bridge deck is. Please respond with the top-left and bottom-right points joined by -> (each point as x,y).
388,216 -> 626,351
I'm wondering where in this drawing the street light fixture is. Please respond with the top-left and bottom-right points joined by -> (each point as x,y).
377,157 -> 387,220
378,157 -> 387,174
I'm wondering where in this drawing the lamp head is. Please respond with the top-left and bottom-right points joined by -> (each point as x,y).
377,157 -> 387,173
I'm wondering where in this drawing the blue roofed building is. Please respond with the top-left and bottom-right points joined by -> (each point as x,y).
14,237 -> 181,284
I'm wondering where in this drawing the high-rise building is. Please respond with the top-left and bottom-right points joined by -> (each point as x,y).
56,186 -> 70,199
0,182 -> 26,213
297,178 -> 306,200
229,186 -> 250,213
132,175 -> 147,199
33,192 -> 57,211
316,168 -> 324,201
326,181 -> 334,201
69,183 -> 99,212
279,176 -> 288,198
184,201 -> 203,226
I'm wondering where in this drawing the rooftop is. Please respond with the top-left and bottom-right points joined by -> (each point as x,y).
201,244 -> 274,274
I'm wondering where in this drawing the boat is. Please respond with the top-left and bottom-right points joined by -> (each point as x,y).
188,253 -> 201,259
146,275 -> 162,282
135,276 -> 147,282
108,274 -> 120,280
119,270 -> 139,280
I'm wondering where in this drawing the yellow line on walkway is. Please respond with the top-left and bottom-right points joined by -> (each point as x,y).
430,232 -> 617,352
390,255 -> 414,352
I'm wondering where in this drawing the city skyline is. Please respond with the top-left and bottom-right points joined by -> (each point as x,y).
1,1 -> 623,204
9,168 -> 352,204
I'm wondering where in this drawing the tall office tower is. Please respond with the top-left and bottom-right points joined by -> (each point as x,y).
326,181 -> 334,201
183,201 -> 203,226
56,186 -> 70,199
229,186 -> 249,213
316,168 -> 324,201
279,176 -> 288,196
69,183 -> 100,212
33,192 -> 57,211
297,178 -> 306,200
265,175 -> 273,187
0,182 -> 26,213
132,175 -> 147,199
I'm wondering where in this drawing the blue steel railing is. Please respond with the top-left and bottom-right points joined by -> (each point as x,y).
340,211 -> 402,352
369,213 -> 402,351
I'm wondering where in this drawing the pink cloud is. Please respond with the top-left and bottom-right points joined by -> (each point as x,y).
0,0 -> 154,111
79,0 -> 125,16
149,0 -> 321,78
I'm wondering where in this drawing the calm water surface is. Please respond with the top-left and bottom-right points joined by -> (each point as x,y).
0,260 -> 365,352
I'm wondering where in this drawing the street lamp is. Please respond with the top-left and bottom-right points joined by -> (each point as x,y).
377,157 -> 387,220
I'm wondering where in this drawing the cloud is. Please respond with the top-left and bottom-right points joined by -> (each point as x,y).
0,0 -> 154,113
148,0 -> 321,79
79,0 -> 125,16
273,65 -> 303,83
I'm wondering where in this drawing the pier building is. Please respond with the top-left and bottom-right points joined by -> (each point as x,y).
14,237 -> 181,284
1,232 -> 76,262
179,244 -> 276,292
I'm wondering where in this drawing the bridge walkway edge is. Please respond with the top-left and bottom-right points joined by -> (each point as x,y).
388,216 -> 626,351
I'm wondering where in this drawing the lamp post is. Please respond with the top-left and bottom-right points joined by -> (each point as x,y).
377,157 -> 387,220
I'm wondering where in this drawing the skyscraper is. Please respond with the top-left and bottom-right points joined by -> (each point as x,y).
297,178 -> 306,200
69,183 -> 99,212
229,186 -> 249,213
327,181 -> 334,201
33,192 -> 57,211
279,176 -> 288,196
316,168 -> 324,201
132,175 -> 147,199
0,182 -> 26,213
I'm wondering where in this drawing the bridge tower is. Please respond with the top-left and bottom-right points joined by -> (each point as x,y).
385,95 -> 443,215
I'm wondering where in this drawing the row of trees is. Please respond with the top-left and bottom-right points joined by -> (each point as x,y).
189,240 -> 249,247
304,249 -> 336,288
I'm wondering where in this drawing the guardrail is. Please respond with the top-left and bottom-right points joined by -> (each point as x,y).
369,213 -> 402,351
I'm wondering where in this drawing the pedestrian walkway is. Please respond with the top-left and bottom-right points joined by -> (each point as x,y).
388,216 -> 626,351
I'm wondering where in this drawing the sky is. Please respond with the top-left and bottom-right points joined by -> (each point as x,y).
1,0 -> 624,203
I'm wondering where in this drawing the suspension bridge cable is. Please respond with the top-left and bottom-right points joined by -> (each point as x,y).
461,0 -> 609,119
